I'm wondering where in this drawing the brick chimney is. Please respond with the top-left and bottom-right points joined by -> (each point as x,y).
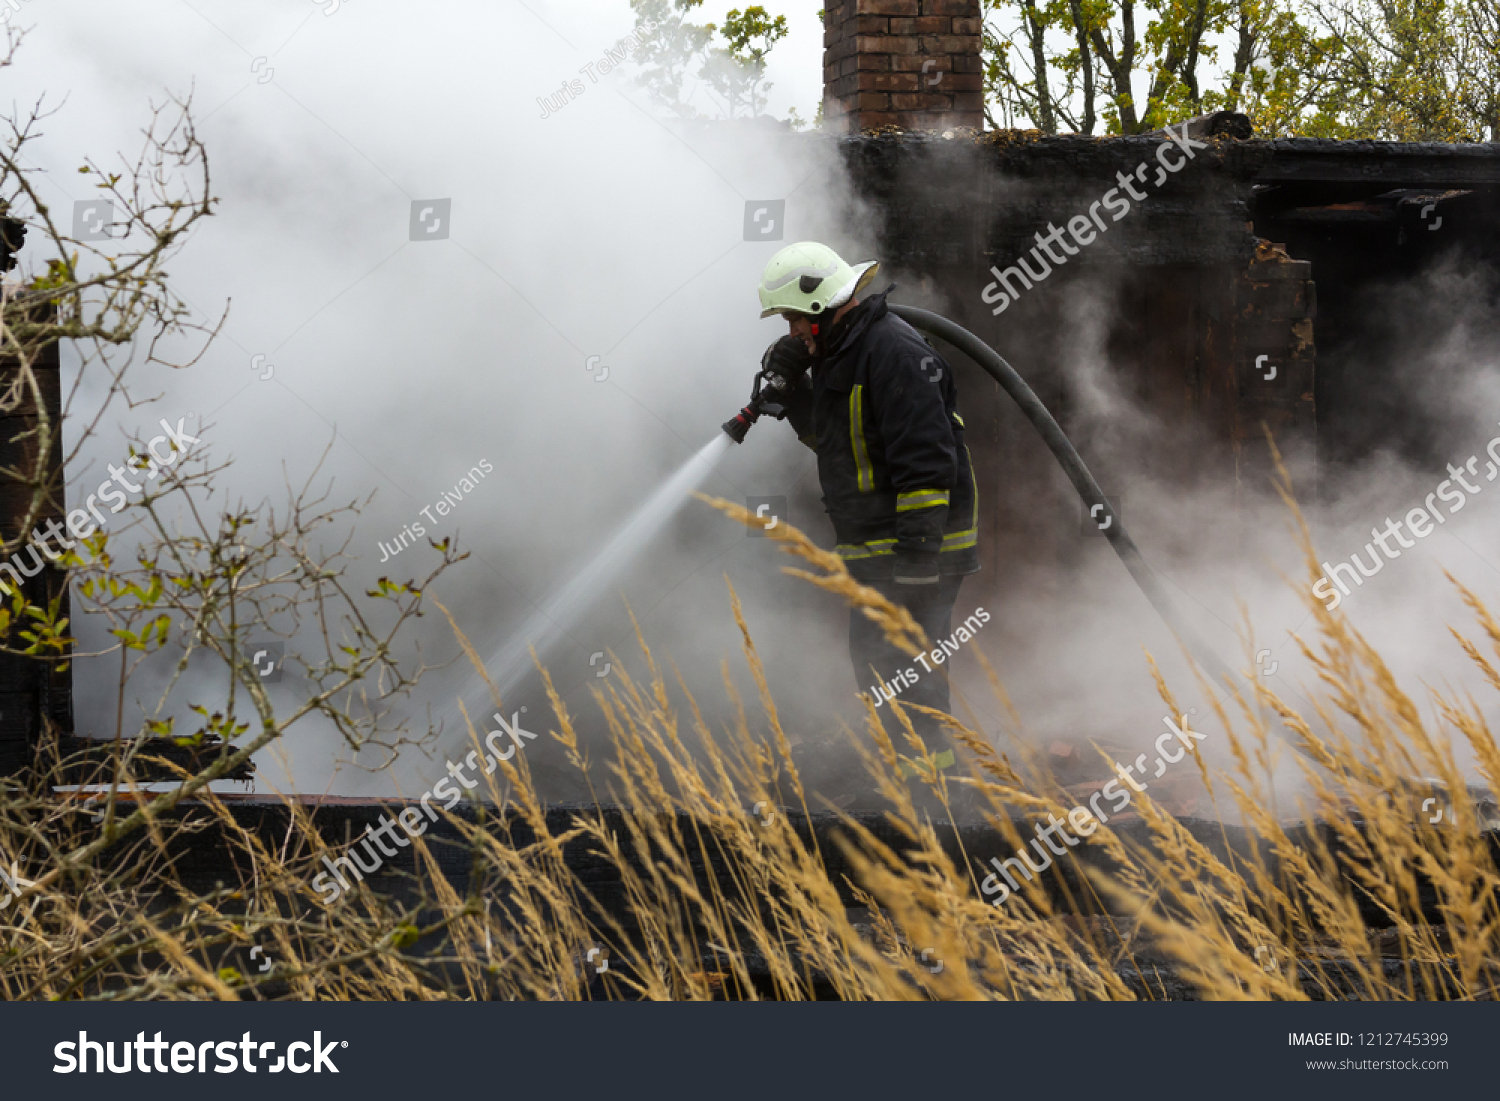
822,1 -> 984,133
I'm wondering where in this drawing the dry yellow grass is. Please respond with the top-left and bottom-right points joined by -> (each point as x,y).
0,493 -> 1496,1000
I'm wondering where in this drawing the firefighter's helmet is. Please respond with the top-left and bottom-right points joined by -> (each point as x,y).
758,241 -> 879,319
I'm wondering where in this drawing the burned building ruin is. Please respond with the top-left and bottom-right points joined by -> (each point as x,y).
1,3 -> 1498,995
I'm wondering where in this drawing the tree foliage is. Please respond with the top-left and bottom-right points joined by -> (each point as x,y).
980,0 -> 1500,139
629,0 -> 793,122
0,27 -> 458,909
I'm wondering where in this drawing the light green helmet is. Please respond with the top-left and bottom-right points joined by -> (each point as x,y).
757,241 -> 880,319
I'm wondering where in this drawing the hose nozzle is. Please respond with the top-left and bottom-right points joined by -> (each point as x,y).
722,405 -> 758,444
720,368 -> 785,444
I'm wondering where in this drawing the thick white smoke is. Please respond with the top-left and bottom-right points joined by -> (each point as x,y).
11,3 -> 1499,817
13,1 -> 863,797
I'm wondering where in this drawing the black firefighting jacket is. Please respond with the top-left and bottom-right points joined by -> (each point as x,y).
781,290 -> 979,583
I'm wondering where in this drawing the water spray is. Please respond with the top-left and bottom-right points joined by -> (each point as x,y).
480,434 -> 733,697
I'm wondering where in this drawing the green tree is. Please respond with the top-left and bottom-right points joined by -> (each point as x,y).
983,0 -> 1293,134
1452,0 -> 1500,141
1289,0 -> 1496,140
628,0 -> 792,122
708,7 -> 790,118
628,0 -> 717,119
981,0 -> 1500,139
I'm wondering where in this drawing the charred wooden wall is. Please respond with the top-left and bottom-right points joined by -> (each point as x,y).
1250,140 -> 1500,475
0,328 -> 72,776
834,131 -> 1500,607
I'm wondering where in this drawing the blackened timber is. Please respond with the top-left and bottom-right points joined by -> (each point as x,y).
1251,139 -> 1500,185
0,322 -> 72,775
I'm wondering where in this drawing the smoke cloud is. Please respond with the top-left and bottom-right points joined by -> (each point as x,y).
11,3 -> 1500,817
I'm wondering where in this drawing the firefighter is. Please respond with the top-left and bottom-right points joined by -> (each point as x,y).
755,241 -> 979,775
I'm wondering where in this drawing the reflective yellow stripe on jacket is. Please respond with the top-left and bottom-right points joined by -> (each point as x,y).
835,529 -> 976,559
936,445 -> 979,551
850,384 -> 873,492
896,488 -> 949,512
835,537 -> 897,560
832,436 -> 979,560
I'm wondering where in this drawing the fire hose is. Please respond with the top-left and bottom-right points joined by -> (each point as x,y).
888,304 -> 1239,694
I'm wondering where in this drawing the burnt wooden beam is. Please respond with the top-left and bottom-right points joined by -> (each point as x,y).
0,310 -> 73,779
1141,110 -> 1253,142
1254,139 -> 1500,185
0,210 -> 24,272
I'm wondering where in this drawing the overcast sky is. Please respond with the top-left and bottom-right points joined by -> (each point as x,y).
2,0 -> 866,795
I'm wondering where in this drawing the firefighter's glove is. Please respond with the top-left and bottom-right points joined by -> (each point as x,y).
892,552 -> 941,587
761,335 -> 812,393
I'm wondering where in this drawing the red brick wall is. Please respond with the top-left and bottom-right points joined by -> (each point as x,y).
822,0 -> 984,132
